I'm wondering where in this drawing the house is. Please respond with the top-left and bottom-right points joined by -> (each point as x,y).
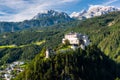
62,32 -> 90,50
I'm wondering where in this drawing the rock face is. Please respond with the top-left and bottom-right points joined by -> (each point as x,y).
33,10 -> 71,20
70,5 -> 120,20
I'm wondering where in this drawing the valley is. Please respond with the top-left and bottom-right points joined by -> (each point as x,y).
0,61 -> 25,80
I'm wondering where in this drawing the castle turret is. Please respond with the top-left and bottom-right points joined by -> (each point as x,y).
45,48 -> 55,58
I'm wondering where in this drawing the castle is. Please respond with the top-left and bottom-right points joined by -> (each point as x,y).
45,32 -> 90,58
62,32 -> 90,50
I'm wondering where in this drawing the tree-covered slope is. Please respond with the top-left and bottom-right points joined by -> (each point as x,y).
98,30 -> 120,58
13,45 -> 119,80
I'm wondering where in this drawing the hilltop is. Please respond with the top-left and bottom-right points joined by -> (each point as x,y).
13,45 -> 119,80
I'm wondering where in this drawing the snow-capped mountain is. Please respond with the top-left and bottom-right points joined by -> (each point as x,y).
70,5 -> 120,20
32,10 -> 73,25
33,10 -> 70,20
0,10 -> 74,33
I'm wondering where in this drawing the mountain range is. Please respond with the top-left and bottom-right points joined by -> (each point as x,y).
0,5 -> 120,33
70,5 -> 120,20
0,10 -> 73,33
33,10 -> 70,20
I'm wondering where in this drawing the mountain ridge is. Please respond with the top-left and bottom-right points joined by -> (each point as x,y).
33,10 -> 70,20
70,5 -> 120,20
0,10 -> 74,33
0,6 -> 120,33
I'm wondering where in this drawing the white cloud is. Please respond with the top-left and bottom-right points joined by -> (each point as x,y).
0,0 -> 28,11
0,0 -> 78,22
103,0 -> 118,5
0,11 -> 8,15
61,0 -> 78,3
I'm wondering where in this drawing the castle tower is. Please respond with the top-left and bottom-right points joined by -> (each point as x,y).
45,49 -> 50,58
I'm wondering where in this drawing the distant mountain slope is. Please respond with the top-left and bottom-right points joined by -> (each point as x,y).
98,30 -> 120,58
0,10 -> 74,33
0,6 -> 119,33
70,5 -> 120,20
33,10 -> 71,20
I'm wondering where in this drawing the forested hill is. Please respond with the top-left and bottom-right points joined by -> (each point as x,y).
13,45 -> 120,80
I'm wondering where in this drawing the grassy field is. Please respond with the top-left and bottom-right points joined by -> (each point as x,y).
0,45 -> 17,48
32,40 -> 45,45
0,40 -> 45,49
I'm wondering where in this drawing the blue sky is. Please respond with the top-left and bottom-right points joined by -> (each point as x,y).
0,0 -> 120,22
